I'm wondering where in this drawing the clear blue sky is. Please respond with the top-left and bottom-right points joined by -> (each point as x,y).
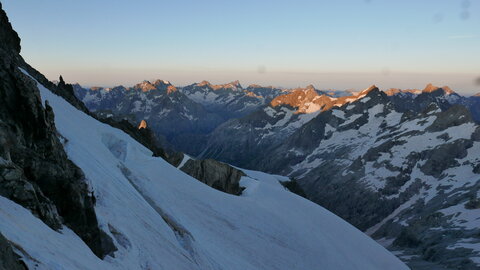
2,0 -> 480,93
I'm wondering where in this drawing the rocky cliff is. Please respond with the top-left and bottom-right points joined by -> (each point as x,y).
0,233 -> 26,270
180,159 -> 245,195
0,3 -> 115,259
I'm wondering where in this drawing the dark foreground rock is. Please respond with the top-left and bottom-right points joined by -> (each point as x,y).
0,3 -> 115,259
180,159 -> 245,195
0,233 -> 26,270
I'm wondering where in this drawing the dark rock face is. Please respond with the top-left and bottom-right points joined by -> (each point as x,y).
419,139 -> 472,178
0,155 -> 62,228
0,4 -> 115,259
426,104 -> 472,132
467,96 -> 480,123
180,159 -> 245,195
279,178 -> 306,198
0,233 -> 26,270
0,4 -> 20,54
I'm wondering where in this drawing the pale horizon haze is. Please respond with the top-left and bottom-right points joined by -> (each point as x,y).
2,0 -> 480,93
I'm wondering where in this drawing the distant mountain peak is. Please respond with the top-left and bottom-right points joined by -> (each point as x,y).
441,86 -> 455,94
197,80 -> 212,87
135,80 -> 156,92
360,85 -> 378,95
153,79 -> 171,87
422,83 -> 442,93
384,88 -> 400,96
270,87 -> 329,113
269,84 -> 386,114
220,80 -> 242,90
229,80 -> 241,86
422,83 -> 455,95
195,80 -> 242,91
247,83 -> 273,89
132,79 -> 175,93
384,88 -> 422,96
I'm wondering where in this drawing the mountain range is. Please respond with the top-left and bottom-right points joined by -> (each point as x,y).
73,72 -> 480,269
2,1 -> 480,268
0,4 -> 409,270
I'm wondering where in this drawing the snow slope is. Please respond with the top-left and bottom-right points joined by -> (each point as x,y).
0,69 -> 408,269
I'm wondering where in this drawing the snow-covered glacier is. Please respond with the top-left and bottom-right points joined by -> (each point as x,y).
0,69 -> 409,269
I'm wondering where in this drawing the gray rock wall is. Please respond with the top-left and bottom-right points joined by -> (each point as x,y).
0,3 -> 115,259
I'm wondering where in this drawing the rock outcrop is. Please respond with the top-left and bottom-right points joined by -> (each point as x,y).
138,119 -> 148,129
0,233 -> 26,270
180,159 -> 245,195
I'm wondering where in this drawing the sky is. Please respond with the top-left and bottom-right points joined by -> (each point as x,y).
2,0 -> 480,93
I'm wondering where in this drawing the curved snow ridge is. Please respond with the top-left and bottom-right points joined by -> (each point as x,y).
3,68 -> 408,270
